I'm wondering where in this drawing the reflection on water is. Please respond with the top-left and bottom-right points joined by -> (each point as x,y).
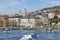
0,30 -> 60,40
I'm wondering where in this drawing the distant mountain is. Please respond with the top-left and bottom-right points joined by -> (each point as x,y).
40,6 -> 60,14
41,6 -> 60,10
29,6 -> 60,17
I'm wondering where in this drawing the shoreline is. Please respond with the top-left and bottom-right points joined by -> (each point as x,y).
0,27 -> 60,32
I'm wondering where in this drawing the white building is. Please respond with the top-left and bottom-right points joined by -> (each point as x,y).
20,18 -> 28,27
20,18 -> 35,28
29,18 -> 35,27
57,15 -> 60,18
48,13 -> 54,18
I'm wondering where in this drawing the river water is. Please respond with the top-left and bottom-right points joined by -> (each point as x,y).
0,30 -> 60,40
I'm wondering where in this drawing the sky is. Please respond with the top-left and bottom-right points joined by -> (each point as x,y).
0,0 -> 60,14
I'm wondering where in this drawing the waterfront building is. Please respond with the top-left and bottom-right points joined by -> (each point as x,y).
9,14 -> 22,27
8,18 -> 17,27
20,18 -> 29,27
0,17 -> 6,27
0,15 -> 9,27
29,18 -> 35,27
20,18 -> 35,28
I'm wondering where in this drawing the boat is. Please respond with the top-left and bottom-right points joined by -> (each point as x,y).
4,28 -> 10,31
18,35 -> 35,40
47,27 -> 53,32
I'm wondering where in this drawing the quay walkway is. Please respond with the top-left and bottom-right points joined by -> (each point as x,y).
0,27 -> 60,32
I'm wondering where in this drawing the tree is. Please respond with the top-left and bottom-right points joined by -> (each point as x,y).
48,16 -> 59,28
53,16 -> 58,24
53,8 -> 60,15
52,16 -> 59,28
48,18 -> 53,27
35,19 -> 43,27
51,8 -> 60,28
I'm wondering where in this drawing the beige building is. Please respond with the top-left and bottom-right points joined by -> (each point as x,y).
0,15 -> 9,27
8,18 -> 17,27
8,15 -> 22,27
0,18 -> 6,27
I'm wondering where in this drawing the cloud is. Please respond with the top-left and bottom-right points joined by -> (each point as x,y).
2,0 -> 20,7
0,0 -> 21,14
47,0 -> 60,5
21,0 -> 25,1
0,0 -> 60,14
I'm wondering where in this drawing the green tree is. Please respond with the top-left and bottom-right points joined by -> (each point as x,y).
52,8 -> 60,28
52,16 -> 58,28
48,18 -> 53,27
53,16 -> 58,24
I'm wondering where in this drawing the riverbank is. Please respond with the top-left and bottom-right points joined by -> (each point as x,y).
0,27 -> 60,32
